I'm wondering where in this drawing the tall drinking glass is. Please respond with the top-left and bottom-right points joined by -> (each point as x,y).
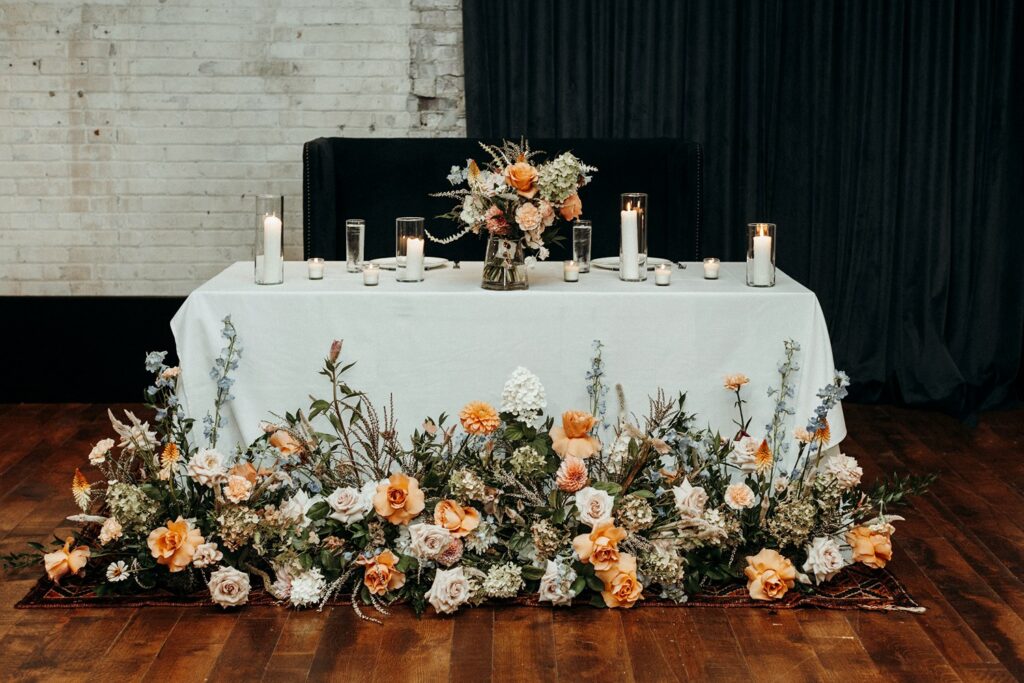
346,219 -> 365,273
572,220 -> 593,273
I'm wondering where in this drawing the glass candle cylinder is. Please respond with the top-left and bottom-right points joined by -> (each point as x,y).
703,257 -> 721,280
307,257 -> 324,280
255,194 -> 284,285
395,216 -> 425,282
619,193 -> 648,281
572,220 -> 593,273
746,223 -> 776,287
346,219 -> 365,273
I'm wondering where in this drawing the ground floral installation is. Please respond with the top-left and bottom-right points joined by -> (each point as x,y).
429,138 -> 596,259
5,319 -> 935,620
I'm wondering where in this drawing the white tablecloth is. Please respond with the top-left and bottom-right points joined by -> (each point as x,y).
171,261 -> 846,464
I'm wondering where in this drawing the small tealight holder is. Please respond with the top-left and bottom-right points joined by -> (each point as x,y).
654,264 -> 671,286
307,257 -> 324,280
345,219 -> 365,273
362,263 -> 380,286
395,216 -> 425,282
703,257 -> 720,280
563,260 -> 580,282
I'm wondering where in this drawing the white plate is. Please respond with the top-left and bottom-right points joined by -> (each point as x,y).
368,257 -> 450,271
591,256 -> 675,272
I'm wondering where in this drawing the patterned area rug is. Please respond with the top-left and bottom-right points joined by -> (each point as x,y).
15,564 -> 922,612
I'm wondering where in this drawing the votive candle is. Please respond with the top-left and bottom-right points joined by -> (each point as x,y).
563,260 -> 580,282
654,264 -> 671,286
703,257 -> 720,280
362,264 -> 380,286
307,257 -> 324,280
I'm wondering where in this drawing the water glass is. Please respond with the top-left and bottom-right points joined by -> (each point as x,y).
346,219 -> 365,273
572,220 -> 592,273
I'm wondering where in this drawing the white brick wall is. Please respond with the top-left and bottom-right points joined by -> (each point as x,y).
0,0 -> 465,295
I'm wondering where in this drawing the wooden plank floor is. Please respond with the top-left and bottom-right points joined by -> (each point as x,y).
0,403 -> 1022,682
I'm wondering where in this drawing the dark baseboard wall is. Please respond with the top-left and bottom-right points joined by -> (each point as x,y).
1,297 -> 185,403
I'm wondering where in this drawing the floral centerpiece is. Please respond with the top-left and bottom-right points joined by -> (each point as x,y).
431,139 -> 596,290
4,321 -> 934,619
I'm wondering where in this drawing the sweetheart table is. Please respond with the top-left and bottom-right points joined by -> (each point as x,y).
170,261 -> 846,462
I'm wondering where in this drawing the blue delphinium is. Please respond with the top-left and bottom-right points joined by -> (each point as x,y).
585,339 -> 609,431
204,316 -> 242,448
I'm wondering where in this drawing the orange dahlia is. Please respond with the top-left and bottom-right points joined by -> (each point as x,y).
556,456 -> 588,492
459,401 -> 501,435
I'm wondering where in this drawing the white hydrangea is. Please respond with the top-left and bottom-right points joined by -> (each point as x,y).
464,518 -> 499,554
538,559 -> 577,606
482,562 -> 525,599
607,431 -> 631,475
289,567 -> 326,608
822,453 -> 863,490
501,367 -> 547,425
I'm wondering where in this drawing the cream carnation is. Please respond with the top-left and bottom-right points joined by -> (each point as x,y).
822,453 -> 863,490
192,542 -> 223,569
223,475 -> 253,504
425,567 -> 472,614
89,438 -> 115,466
574,486 -> 614,527
724,483 -> 756,510
98,517 -> 123,545
208,566 -> 250,608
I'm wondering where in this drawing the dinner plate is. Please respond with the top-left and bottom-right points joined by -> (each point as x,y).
368,257 -> 450,271
591,256 -> 675,272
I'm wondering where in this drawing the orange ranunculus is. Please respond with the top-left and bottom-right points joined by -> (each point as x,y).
505,158 -> 538,198
43,537 -> 90,583
434,499 -> 481,538
147,517 -> 205,572
459,401 -> 501,436
846,524 -> 894,569
596,553 -> 644,608
549,410 -> 601,459
572,518 -> 628,571
743,548 -> 797,601
373,472 -> 426,525
559,193 -> 582,221
269,430 -> 303,457
358,549 -> 406,596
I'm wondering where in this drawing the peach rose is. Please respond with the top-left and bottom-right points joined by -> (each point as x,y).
595,553 -> 644,608
744,548 -> 797,600
846,524 -> 893,569
459,401 -> 501,435
505,159 -> 538,198
572,518 -> 627,571
43,537 -> 90,583
358,549 -> 406,596
559,193 -> 582,221
373,472 -> 426,525
549,410 -> 601,459
270,430 -> 303,457
147,517 -> 205,572
434,500 -> 481,538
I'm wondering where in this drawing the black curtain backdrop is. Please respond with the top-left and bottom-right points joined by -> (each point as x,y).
464,0 -> 1024,415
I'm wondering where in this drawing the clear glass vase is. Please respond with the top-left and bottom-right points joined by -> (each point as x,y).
482,237 -> 528,291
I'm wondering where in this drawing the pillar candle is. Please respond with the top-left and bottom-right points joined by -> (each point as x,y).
620,208 -> 640,280
262,214 -> 283,283
753,225 -> 772,286
405,237 -> 425,281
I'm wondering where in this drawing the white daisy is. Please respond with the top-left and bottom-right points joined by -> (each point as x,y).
106,560 -> 130,582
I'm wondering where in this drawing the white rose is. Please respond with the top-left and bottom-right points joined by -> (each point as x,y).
724,483 -> 756,510
89,438 -> 115,466
187,448 -> 228,487
425,567 -> 472,614
408,523 -> 454,562
802,536 -> 848,584
208,566 -> 250,608
192,542 -> 223,569
726,436 -> 760,473
326,485 -> 373,524
574,486 -> 614,527
98,517 -> 122,545
822,453 -> 863,490
672,478 -> 708,517
538,560 -> 576,606
279,490 -> 322,528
